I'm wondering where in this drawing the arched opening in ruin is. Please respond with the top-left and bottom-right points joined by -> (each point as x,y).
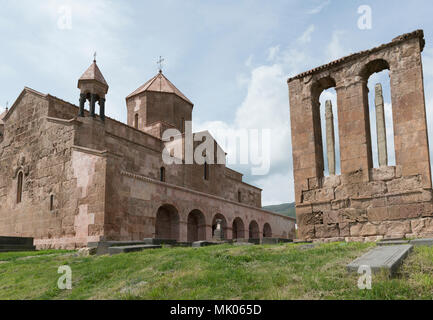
212,213 -> 227,240
263,223 -> 272,238
248,220 -> 260,239
311,76 -> 341,177
361,59 -> 395,168
232,217 -> 245,240
155,204 -> 180,240
187,209 -> 206,242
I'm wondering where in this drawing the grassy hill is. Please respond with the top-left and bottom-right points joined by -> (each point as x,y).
1,242 -> 433,300
263,203 -> 296,220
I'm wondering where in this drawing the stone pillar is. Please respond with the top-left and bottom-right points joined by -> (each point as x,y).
375,83 -> 388,167
99,98 -> 106,121
90,94 -> 97,118
79,93 -> 86,117
213,219 -> 223,241
325,100 -> 336,175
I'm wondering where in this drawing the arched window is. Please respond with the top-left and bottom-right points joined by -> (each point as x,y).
17,171 -> 23,204
204,162 -> 209,180
134,114 -> 139,129
361,59 -> 395,168
311,77 -> 341,177
160,167 -> 166,182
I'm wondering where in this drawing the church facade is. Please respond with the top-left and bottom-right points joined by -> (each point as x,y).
0,60 -> 295,249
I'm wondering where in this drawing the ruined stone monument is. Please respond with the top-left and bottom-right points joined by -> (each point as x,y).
288,30 -> 433,242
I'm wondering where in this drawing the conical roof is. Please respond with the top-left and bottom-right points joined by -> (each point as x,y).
78,60 -> 108,87
126,71 -> 192,105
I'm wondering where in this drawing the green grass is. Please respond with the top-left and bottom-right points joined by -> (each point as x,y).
0,242 -> 432,300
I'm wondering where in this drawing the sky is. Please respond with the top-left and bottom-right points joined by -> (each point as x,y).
1,0 -> 433,206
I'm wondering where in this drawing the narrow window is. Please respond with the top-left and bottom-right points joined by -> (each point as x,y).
181,117 -> 185,133
50,195 -> 54,211
238,191 -> 242,203
204,162 -> 209,180
134,114 -> 139,129
17,171 -> 23,204
160,167 -> 165,182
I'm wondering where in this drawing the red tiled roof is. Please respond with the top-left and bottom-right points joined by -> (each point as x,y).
78,61 -> 108,87
126,72 -> 193,105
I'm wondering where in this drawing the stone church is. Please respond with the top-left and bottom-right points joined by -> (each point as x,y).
0,59 -> 295,249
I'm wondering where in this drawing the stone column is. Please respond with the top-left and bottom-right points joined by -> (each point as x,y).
375,83 -> 388,167
78,93 -> 86,117
99,98 -> 106,121
325,100 -> 336,175
90,94 -> 97,118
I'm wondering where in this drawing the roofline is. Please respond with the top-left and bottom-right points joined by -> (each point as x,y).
3,87 -> 47,121
287,29 -> 425,83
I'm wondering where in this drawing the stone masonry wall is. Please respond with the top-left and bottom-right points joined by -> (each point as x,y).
288,30 -> 432,241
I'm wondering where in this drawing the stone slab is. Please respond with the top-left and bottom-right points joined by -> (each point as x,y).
142,238 -> 177,245
108,244 -> 162,255
0,236 -> 34,247
261,238 -> 293,245
377,240 -> 410,246
192,241 -> 221,248
410,238 -> 433,246
347,244 -> 413,276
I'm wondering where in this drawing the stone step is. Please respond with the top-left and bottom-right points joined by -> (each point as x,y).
347,244 -> 413,276
0,244 -> 36,251
409,238 -> 433,246
0,236 -> 34,246
377,240 -> 410,246
108,245 -> 162,255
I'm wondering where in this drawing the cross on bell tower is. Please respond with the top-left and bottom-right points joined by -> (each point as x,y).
157,56 -> 165,73
77,55 -> 109,121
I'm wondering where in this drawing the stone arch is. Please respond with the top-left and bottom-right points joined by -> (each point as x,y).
248,220 -> 260,239
359,58 -> 394,168
232,217 -> 245,240
263,223 -> 272,238
212,213 -> 227,240
187,209 -> 206,242
310,76 -> 340,177
155,204 -> 180,240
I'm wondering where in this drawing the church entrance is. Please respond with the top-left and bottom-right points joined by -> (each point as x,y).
155,204 -> 180,240
232,218 -> 245,240
187,210 -> 206,242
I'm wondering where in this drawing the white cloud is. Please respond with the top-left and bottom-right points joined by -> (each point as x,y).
307,0 -> 331,14
267,46 -> 280,61
298,25 -> 315,44
326,30 -> 348,61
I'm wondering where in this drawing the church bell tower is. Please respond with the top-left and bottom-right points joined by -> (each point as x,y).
77,55 -> 109,121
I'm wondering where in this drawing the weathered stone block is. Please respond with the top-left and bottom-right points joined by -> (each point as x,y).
339,222 -> 350,237
315,224 -> 339,238
323,211 -> 340,224
340,208 -> 368,223
298,225 -> 315,240
387,175 -> 423,193
371,166 -> 395,181
315,188 -> 335,202
322,175 -> 341,189
297,211 -> 323,226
